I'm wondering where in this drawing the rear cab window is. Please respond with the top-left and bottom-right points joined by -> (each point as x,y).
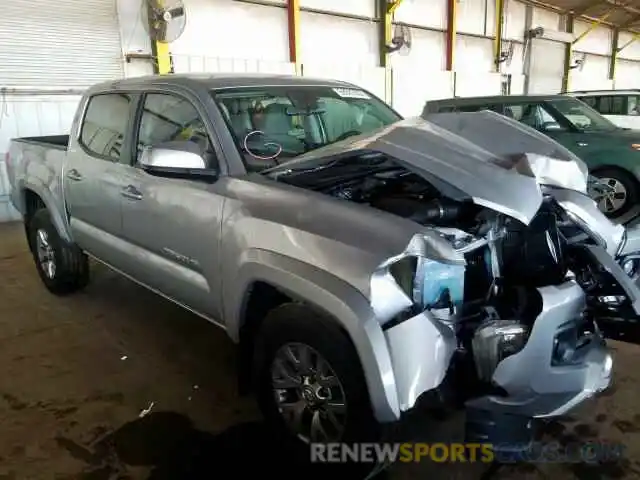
79,93 -> 133,162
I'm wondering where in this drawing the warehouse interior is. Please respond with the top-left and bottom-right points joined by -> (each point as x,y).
2,0 -> 640,478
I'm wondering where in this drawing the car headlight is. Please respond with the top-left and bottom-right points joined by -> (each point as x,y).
471,320 -> 529,381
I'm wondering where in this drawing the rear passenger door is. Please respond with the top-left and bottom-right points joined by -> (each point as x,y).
65,92 -> 135,262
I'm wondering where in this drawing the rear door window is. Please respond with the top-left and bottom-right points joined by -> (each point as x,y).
79,93 -> 132,161
598,96 -> 626,115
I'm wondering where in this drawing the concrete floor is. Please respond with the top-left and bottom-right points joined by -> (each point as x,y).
1,221 -> 640,479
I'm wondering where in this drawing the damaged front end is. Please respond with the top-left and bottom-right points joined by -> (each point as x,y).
370,219 -> 613,448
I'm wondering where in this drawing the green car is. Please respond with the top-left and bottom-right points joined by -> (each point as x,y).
423,94 -> 640,219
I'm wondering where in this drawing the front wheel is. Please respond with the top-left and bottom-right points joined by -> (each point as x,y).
589,168 -> 639,219
253,303 -> 380,448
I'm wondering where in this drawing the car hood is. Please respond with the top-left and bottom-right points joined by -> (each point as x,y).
267,111 -> 589,225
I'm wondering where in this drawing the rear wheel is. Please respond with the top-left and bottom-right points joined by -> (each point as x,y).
589,168 -> 639,219
28,208 -> 89,295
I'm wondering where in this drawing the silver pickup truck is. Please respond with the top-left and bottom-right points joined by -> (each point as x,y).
7,74 -> 637,456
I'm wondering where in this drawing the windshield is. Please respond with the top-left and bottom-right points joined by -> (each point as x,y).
211,85 -> 401,171
548,97 -> 619,132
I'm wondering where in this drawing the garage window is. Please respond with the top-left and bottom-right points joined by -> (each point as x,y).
79,94 -> 132,162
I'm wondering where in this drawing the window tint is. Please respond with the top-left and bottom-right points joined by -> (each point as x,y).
137,93 -> 218,168
629,96 -> 640,115
598,95 -> 626,115
79,93 -> 131,160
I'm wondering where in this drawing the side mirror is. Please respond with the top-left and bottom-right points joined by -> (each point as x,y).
138,141 -> 217,180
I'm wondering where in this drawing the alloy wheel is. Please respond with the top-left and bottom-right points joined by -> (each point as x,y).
271,342 -> 347,443
590,177 -> 627,214
36,229 -> 56,279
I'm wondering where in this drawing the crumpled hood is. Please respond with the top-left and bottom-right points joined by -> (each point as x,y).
274,111 -> 588,225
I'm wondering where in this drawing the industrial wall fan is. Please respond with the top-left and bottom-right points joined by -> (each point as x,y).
143,0 -> 187,43
386,23 -> 412,55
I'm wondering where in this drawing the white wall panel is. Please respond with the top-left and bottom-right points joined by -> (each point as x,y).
392,68 -> 454,117
570,55 -> 613,91
618,32 -> 640,61
173,56 -> 295,75
455,72 -> 502,96
458,0 -> 492,36
0,95 -> 82,222
531,6 -> 560,29
573,22 -> 612,56
455,36 -> 494,72
303,63 -> 386,102
390,29 -> 445,72
171,0 -> 289,63
394,0 -> 446,30
300,0 -> 374,18
615,59 -> 640,89
528,38 -> 565,93
502,42 -> 524,75
300,12 -> 378,67
504,0 -> 527,40
509,74 -> 526,94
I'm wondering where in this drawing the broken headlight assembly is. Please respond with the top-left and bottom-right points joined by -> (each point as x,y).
471,319 -> 529,381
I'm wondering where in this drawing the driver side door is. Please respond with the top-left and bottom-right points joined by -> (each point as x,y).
117,91 -> 226,322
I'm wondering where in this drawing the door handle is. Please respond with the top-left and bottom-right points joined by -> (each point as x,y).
66,169 -> 83,181
121,185 -> 143,201
577,142 -> 589,147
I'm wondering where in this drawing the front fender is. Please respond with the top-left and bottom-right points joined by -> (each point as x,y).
225,249 -> 402,422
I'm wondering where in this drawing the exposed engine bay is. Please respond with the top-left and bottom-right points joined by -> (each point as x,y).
285,156 -> 629,399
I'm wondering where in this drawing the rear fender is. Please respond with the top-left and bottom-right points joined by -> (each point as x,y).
19,180 -> 72,244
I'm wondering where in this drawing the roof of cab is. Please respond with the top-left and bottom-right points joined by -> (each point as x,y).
426,94 -> 571,105
86,73 -> 360,93
566,89 -> 640,96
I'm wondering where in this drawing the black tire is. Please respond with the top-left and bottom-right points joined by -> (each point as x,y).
253,303 -> 380,446
591,167 -> 639,219
28,208 -> 90,295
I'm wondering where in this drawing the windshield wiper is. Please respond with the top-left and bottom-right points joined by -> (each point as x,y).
270,153 -> 390,180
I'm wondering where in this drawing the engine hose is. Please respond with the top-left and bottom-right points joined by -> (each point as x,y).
410,199 -> 461,223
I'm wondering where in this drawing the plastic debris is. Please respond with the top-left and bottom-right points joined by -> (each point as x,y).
139,401 -> 155,418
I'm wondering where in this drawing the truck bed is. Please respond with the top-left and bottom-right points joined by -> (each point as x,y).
11,135 -> 69,150
7,135 -> 70,218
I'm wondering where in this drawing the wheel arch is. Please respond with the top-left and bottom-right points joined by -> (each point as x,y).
227,250 -> 401,423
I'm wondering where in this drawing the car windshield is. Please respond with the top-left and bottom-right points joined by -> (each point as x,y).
211,85 -> 401,171
548,97 -> 619,132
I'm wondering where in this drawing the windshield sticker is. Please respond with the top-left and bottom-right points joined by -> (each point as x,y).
332,88 -> 371,100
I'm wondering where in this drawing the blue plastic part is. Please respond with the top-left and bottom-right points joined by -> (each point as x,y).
418,258 -> 466,308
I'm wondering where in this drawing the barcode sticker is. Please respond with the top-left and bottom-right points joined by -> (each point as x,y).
332,87 -> 371,99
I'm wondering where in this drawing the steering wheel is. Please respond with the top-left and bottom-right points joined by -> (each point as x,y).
334,130 -> 362,142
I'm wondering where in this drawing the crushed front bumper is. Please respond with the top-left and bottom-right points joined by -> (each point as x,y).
385,280 -> 613,447
466,281 -> 612,418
